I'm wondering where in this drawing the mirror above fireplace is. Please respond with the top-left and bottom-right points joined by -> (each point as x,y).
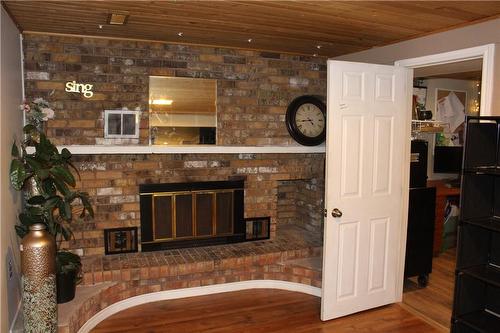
149,76 -> 217,145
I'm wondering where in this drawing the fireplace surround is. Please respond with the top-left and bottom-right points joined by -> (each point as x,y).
140,180 -> 245,251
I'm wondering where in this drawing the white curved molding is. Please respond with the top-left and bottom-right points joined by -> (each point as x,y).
78,280 -> 321,333
26,144 -> 326,155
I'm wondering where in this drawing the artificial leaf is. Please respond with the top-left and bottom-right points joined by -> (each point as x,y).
11,142 -> 19,158
42,178 -> 57,196
58,200 -> 72,220
45,213 -> 57,236
27,205 -> 45,216
27,195 -> 46,205
15,225 -> 29,238
50,165 -> 76,187
60,226 -> 73,241
39,133 -> 58,156
53,177 -> 70,196
25,156 -> 43,172
36,168 -> 50,180
23,124 -> 37,134
78,193 -> 94,218
44,195 -> 61,208
60,148 -> 72,160
9,159 -> 27,190
68,161 -> 80,179
19,212 -> 39,226
65,192 -> 77,202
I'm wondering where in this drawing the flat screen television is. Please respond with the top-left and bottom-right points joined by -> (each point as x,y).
433,145 -> 463,173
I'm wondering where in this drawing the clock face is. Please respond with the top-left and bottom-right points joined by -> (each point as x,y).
295,103 -> 325,138
285,95 -> 326,146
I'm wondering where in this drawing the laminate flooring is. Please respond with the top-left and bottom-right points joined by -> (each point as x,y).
92,289 -> 443,333
403,247 -> 456,330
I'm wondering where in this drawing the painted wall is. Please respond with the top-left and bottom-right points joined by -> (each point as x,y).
414,78 -> 479,180
335,18 -> 500,64
1,7 -> 24,332
335,18 -> 500,115
423,78 -> 480,116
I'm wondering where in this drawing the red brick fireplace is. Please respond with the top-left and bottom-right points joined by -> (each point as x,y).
22,32 -> 327,256
22,32 -> 327,332
66,152 -> 325,257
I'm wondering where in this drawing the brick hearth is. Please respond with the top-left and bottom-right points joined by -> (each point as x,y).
81,224 -> 322,286
59,225 -> 322,333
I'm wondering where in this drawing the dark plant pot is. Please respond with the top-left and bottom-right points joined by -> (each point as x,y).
56,270 -> 77,304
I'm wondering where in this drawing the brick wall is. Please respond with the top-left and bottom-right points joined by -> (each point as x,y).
66,153 -> 324,256
277,179 -> 325,233
296,179 -> 325,233
22,33 -> 327,257
23,33 -> 326,146
277,181 -> 300,225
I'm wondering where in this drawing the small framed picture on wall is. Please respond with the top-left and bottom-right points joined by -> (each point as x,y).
104,109 -> 140,139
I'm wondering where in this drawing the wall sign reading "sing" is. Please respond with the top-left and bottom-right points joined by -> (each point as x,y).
65,81 -> 94,98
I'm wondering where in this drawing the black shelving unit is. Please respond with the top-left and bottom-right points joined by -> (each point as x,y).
452,116 -> 500,333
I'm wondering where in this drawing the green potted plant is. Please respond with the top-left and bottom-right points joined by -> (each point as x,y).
10,102 -> 94,303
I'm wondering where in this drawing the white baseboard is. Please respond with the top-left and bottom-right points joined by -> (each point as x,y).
78,280 -> 321,333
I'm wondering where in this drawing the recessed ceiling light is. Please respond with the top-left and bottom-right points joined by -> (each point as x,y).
107,12 -> 129,25
98,24 -> 103,29
313,53 -> 318,57
316,45 -> 322,49
177,32 -> 184,37
247,38 -> 253,43
152,99 -> 174,105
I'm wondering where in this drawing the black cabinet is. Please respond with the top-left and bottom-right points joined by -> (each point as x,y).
452,116 -> 500,332
410,140 -> 429,188
405,186 -> 436,286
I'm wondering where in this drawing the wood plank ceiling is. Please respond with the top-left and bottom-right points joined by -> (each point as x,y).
3,1 -> 500,57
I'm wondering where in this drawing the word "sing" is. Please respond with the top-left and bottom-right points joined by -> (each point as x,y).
65,81 -> 94,98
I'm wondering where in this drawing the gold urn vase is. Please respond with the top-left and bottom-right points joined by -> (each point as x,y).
21,223 -> 57,332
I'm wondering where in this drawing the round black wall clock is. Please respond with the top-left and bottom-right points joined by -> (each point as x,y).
285,95 -> 326,146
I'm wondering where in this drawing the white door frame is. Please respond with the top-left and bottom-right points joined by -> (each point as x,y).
393,43 -> 496,301
395,44 -> 495,116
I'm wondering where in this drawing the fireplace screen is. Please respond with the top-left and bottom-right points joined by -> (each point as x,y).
140,180 -> 244,251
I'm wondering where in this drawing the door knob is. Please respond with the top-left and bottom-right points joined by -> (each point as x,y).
331,208 -> 343,218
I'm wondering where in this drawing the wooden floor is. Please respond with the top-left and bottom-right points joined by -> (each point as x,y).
92,289 -> 442,333
403,247 -> 456,330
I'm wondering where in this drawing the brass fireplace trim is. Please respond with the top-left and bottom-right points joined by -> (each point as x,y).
146,189 -> 235,243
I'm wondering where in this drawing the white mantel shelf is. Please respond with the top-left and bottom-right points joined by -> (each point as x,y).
27,145 -> 326,155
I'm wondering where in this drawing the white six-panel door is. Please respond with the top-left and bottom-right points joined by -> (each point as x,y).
321,60 -> 411,320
